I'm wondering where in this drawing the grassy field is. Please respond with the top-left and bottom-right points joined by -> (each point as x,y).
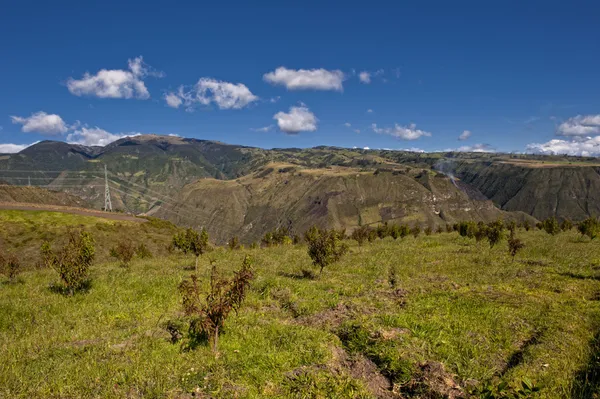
1,216 -> 600,398
0,210 -> 178,265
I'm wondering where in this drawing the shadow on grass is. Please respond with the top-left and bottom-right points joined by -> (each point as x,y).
559,272 -> 600,281
48,279 -> 92,295
571,323 -> 600,398
499,328 -> 544,376
278,269 -> 317,280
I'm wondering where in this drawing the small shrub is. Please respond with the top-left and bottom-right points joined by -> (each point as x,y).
42,230 -> 95,295
523,220 -> 531,231
172,228 -> 209,270
388,264 -> 398,289
486,220 -> 504,248
351,225 -> 370,246
542,217 -> 560,235
446,224 -> 453,233
0,250 -> 21,282
436,225 -> 444,234
424,226 -> 433,236
411,225 -> 421,238
376,223 -> 390,239
561,219 -> 573,231
228,236 -> 240,250
578,217 -> 600,240
110,240 -> 135,267
135,243 -> 153,259
306,226 -> 348,274
508,231 -> 525,261
178,256 -> 254,352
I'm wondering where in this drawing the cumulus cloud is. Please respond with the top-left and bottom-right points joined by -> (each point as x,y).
0,143 -> 32,153
164,92 -> 183,108
165,78 -> 258,110
556,114 -> 600,136
371,123 -> 432,140
344,122 -> 352,127
526,136 -> 600,156
359,71 -> 371,84
263,67 -> 345,91
67,56 -> 162,99
367,109 -> 373,113
458,130 -> 471,141
65,127 -> 139,147
11,111 -> 68,135
273,105 -> 318,134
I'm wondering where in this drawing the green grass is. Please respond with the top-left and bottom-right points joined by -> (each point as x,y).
0,210 -> 178,267
1,226 -> 600,398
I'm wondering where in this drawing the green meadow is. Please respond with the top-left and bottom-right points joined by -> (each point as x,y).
1,211 -> 600,398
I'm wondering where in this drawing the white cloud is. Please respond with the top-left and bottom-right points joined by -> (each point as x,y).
165,78 -> 258,110
371,123 -> 432,140
367,109 -> 373,113
164,92 -> 183,108
269,96 -> 281,103
10,111 -> 68,135
359,71 -> 371,84
273,105 -> 318,134
0,143 -> 31,153
458,130 -> 471,141
250,125 -> 274,132
66,127 -> 139,146
526,136 -> 600,156
344,122 -> 352,127
263,67 -> 345,91
67,56 -> 162,99
556,114 -> 600,136
354,129 -> 361,134
454,143 -> 495,153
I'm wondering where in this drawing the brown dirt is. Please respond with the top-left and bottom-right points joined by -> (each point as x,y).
0,202 -> 146,223
330,346 -> 400,399
403,361 -> 465,398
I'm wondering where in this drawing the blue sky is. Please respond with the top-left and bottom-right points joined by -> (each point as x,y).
2,0 -> 600,155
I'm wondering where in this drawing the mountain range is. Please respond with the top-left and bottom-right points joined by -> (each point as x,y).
1,134 -> 599,242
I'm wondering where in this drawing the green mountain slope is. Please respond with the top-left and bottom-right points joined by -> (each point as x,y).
0,134 -> 598,236
153,163 -> 535,243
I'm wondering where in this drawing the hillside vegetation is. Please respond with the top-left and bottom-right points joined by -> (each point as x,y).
1,210 -> 600,398
1,135 -> 599,241
156,163 -> 534,244
0,210 -> 177,265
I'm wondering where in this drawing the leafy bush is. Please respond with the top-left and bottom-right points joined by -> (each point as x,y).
388,264 -> 398,288
135,243 -> 153,259
351,225 -> 370,246
178,256 -> 254,352
508,231 -> 525,261
411,225 -> 421,238
0,249 -> 21,282
486,220 -> 504,248
578,217 -> 600,240
542,217 -> 560,235
560,219 -> 573,231
306,227 -> 348,274
42,230 -> 95,295
110,240 -> 135,267
172,228 -> 209,270
228,236 -> 240,250
262,227 -> 291,247
523,220 -> 531,231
